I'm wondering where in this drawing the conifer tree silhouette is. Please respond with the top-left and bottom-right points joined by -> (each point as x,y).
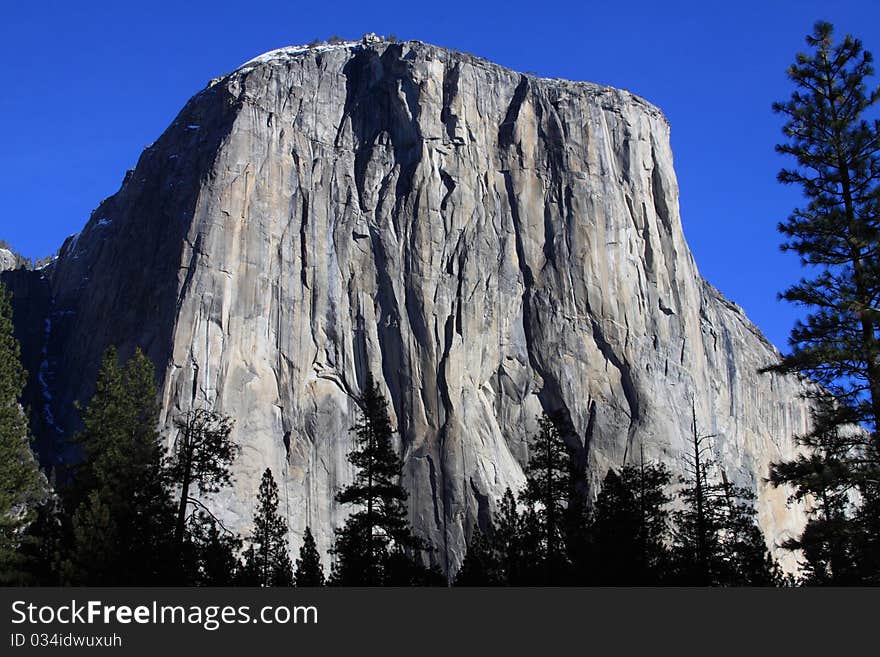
242,468 -> 293,586
67,348 -> 176,584
331,374 -> 429,585
0,281 -> 47,584
294,526 -> 325,586
767,20 -> 880,584
454,524 -> 500,585
520,412 -> 575,583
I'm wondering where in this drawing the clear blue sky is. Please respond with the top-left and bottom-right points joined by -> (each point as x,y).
2,0 -> 879,350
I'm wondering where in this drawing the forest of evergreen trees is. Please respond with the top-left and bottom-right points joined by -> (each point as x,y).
1,20 -> 880,586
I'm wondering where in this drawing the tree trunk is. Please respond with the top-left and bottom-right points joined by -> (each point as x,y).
174,419 -> 193,547
692,404 -> 708,585
824,54 -> 880,438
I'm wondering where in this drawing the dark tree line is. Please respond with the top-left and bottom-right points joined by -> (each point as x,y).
0,240 -> 55,270
454,410 -> 782,586
0,306 -> 436,586
0,327 -> 329,586
0,283 -> 802,588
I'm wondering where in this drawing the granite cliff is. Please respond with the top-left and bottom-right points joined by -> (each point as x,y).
4,37 -> 809,572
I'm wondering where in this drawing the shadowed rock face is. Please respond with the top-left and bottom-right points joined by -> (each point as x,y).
25,39 -> 808,572
0,267 -> 55,466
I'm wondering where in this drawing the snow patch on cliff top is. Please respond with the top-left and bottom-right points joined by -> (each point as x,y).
235,40 -> 362,74
228,38 -> 668,125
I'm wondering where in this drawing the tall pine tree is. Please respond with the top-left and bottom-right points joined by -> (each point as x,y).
766,20 -> 880,584
241,468 -> 293,587
672,407 -> 781,585
167,408 -> 237,551
67,347 -> 176,584
294,526 -> 325,587
330,374 -> 428,585
716,477 -> 783,586
0,282 -> 47,584
492,487 -> 527,585
589,460 -> 672,585
454,524 -> 500,585
519,412 -> 575,583
671,406 -> 722,585
768,396 -> 859,583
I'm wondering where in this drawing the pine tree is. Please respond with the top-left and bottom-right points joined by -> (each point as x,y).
67,347 -> 176,584
594,471 -> 632,577
488,487 -> 529,585
294,526 -> 325,586
671,406 -> 725,585
167,408 -> 237,550
716,478 -> 783,586
766,21 -> 880,583
769,20 -> 880,435
0,282 -> 47,583
330,374 -> 427,585
590,460 -> 672,585
851,484 -> 880,583
242,468 -> 293,587
19,491 -> 65,585
768,396 -> 860,583
184,511 -> 242,586
454,524 -> 500,585
672,407 -> 782,585
627,458 -> 674,582
236,545 -> 258,585
562,458 -> 591,584
590,469 -> 637,584
328,518 -> 373,586
519,412 -> 575,583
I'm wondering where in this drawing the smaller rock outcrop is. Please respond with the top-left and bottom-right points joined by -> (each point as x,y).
0,248 -> 17,272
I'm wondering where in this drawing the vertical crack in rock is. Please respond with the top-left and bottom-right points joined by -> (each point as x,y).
469,477 -> 492,533
498,76 -> 530,152
440,61 -> 461,142
426,454 -> 442,531
299,194 -> 309,289
590,316 -> 641,442
190,363 -> 200,406
650,141 -> 682,315
177,232 -> 202,312
439,170 -> 456,214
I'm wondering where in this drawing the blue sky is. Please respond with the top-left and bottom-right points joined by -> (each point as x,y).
1,0 -> 879,350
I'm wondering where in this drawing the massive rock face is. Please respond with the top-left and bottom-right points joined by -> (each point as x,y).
17,39 -> 810,572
